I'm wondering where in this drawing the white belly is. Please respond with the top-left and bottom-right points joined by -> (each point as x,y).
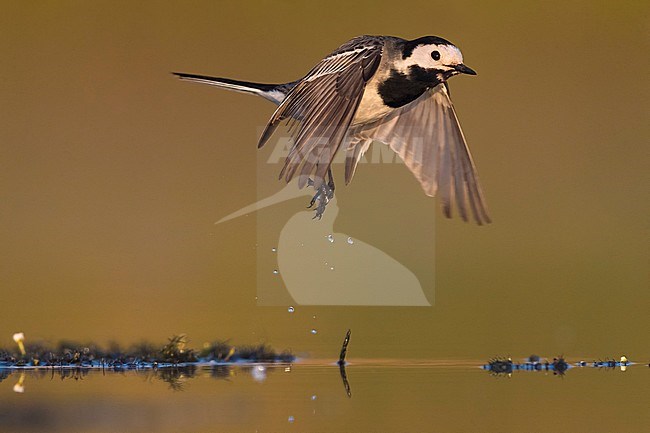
352,84 -> 394,126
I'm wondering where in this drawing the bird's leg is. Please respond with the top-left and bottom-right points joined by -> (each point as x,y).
307,168 -> 336,220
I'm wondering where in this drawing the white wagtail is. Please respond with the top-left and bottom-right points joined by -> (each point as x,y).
174,35 -> 490,224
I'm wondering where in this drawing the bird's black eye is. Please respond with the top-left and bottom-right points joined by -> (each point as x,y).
431,51 -> 441,61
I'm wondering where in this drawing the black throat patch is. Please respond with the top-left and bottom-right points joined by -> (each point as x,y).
378,66 -> 444,108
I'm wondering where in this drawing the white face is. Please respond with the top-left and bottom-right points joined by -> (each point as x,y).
396,43 -> 464,73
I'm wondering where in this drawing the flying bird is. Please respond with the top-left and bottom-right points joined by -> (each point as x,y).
174,35 -> 490,224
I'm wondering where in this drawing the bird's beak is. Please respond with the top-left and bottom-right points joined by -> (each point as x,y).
454,64 -> 477,75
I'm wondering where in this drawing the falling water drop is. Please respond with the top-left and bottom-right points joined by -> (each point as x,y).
310,329 -> 318,335
272,270 -> 279,275
347,237 -> 354,245
288,306 -> 295,313
326,234 -> 334,243
271,247 -> 277,252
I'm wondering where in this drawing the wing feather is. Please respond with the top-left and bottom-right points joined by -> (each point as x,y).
259,36 -> 383,186
346,85 -> 491,224
344,138 -> 372,183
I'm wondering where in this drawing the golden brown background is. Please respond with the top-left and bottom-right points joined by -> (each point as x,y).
1,1 -> 648,361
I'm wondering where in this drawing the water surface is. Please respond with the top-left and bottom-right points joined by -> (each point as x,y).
1,360 -> 647,433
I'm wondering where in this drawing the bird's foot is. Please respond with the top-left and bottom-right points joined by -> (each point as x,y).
307,178 -> 335,220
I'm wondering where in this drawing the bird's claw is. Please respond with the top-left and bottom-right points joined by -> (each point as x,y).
306,178 -> 335,220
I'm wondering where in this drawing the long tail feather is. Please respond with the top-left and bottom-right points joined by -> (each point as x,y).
172,72 -> 288,104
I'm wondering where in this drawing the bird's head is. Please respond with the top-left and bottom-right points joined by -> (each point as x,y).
397,36 -> 476,83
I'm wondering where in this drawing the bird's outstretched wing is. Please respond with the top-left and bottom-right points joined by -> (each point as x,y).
345,85 -> 491,225
258,36 -> 384,188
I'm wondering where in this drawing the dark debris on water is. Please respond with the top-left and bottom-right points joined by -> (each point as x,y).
483,354 -> 635,376
0,334 -> 294,371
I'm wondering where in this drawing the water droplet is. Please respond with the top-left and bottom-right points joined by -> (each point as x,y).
288,416 -> 295,423
312,315 -> 317,319
329,266 -> 335,271
327,234 -> 334,243
288,306 -> 295,313
272,269 -> 279,275
310,329 -> 318,335
311,395 -> 317,401
347,236 -> 354,245
271,247 -> 277,252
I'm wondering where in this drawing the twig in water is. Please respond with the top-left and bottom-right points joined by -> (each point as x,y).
338,329 -> 351,366
337,329 -> 352,398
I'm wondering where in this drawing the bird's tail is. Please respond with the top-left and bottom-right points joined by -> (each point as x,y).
172,72 -> 293,105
